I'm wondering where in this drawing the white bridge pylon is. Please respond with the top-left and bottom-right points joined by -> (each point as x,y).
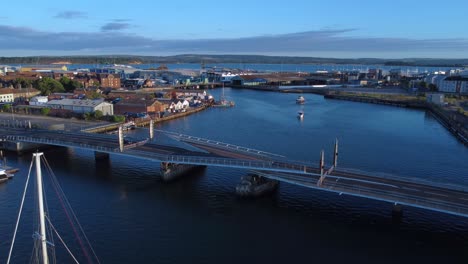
317,139 -> 338,187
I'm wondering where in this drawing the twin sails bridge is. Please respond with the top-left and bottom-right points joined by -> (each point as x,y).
1,123 -> 468,218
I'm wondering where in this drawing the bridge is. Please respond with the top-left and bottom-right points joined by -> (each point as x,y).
1,124 -> 468,218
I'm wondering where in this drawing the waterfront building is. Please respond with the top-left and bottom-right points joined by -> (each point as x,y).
0,89 -> 14,103
426,93 -> 445,105
98,74 -> 121,89
424,73 -> 447,89
439,76 -> 468,94
113,99 -> 168,116
12,88 -> 41,102
29,96 -> 49,106
46,99 -> 114,115
231,75 -> 268,86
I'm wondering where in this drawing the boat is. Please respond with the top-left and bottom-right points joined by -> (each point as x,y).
296,96 -> 305,104
235,174 -> 278,197
6,152 -> 100,264
213,98 -> 235,107
0,169 -> 14,182
213,82 -> 235,107
122,121 -> 136,130
298,111 -> 304,119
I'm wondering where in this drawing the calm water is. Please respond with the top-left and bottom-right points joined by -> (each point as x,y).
1,89 -> 468,263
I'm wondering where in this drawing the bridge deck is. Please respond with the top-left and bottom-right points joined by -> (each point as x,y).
1,126 -> 468,218
254,170 -> 468,217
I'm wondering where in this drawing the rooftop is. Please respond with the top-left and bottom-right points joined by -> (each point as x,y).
47,99 -> 109,107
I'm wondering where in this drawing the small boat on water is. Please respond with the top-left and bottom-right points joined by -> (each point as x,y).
296,96 -> 305,104
213,99 -> 235,107
122,121 -> 136,130
213,83 -> 235,107
0,169 -> 14,184
298,111 -> 304,119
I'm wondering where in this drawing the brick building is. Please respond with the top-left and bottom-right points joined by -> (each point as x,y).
98,74 -> 121,89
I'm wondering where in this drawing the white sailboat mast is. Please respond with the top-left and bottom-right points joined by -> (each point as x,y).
34,152 -> 49,264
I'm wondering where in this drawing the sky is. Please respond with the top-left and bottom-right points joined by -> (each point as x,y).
1,0 -> 468,58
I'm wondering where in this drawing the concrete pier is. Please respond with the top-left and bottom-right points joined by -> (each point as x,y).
94,151 -> 110,161
392,203 -> 403,222
160,162 -> 206,181
235,173 -> 279,197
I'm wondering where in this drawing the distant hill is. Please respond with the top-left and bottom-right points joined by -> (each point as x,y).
0,54 -> 467,67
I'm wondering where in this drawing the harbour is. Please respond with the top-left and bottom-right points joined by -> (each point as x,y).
0,88 -> 467,263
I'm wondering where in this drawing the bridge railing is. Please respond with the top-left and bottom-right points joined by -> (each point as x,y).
3,135 -> 120,153
156,130 -> 286,159
258,171 -> 468,216
336,167 -> 468,193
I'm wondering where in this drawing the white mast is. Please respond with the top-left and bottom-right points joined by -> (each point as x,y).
34,152 -> 49,264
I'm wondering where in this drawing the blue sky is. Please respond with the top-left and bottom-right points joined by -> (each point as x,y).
1,0 -> 468,58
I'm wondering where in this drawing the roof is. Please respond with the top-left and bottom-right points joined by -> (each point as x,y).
0,88 -> 40,95
47,99 -> 110,108
444,76 -> 468,81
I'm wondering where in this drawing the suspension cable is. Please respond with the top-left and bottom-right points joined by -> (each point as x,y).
43,156 -> 101,264
6,157 -> 35,264
46,215 -> 80,264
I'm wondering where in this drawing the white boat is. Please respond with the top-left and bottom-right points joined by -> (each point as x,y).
0,169 -> 13,183
296,96 -> 305,104
6,153 -> 100,264
214,82 -> 235,107
122,121 -> 136,130
298,111 -> 304,119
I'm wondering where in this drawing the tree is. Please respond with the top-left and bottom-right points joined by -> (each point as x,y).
13,77 -> 32,89
428,84 -> 438,92
112,115 -> 125,122
2,104 -> 11,112
40,107 -> 51,116
60,76 -> 82,92
83,112 -> 92,121
94,110 -> 103,119
88,91 -> 102,99
34,77 -> 65,95
419,81 -> 428,89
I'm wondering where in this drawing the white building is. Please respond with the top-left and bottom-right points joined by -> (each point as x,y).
424,74 -> 447,88
426,93 -> 445,105
439,76 -> 468,94
46,99 -> 114,115
29,96 -> 49,106
0,90 -> 14,103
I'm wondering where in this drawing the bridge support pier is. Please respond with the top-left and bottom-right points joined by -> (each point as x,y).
94,151 -> 110,161
149,120 -> 154,140
392,203 -> 403,222
160,162 -> 206,181
235,173 -> 278,197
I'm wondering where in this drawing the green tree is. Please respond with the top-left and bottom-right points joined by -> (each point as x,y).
13,77 -> 32,89
83,112 -> 93,121
112,115 -> 125,122
2,104 -> 11,112
94,110 -> 103,119
88,91 -> 102,99
60,76 -> 82,92
419,81 -> 428,89
34,77 -> 65,95
428,84 -> 438,92
40,107 -> 51,116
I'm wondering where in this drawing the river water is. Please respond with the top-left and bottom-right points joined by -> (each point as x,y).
1,88 -> 468,263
